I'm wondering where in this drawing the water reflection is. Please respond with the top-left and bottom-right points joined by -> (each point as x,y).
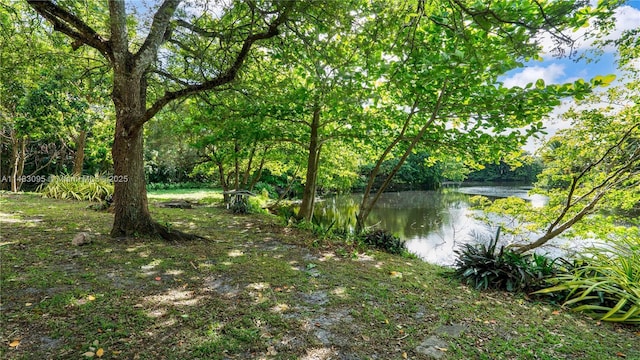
313,185 -> 546,265
457,186 -> 548,208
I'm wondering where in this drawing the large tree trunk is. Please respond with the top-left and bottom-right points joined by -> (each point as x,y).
215,157 -> 231,203
248,146 -> 268,191
72,130 -> 87,176
109,99 -> 202,240
110,118 -> 155,237
234,139 -> 240,190
241,144 -> 256,189
297,107 -> 321,221
109,74 -> 201,240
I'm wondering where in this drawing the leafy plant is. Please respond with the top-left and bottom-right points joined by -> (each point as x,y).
362,229 -> 405,255
534,236 -> 640,323
453,228 -> 561,292
312,218 -> 336,238
38,175 -> 114,202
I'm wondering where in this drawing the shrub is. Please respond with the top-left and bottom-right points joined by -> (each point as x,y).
39,175 -> 114,202
276,205 -> 296,224
362,229 -> 406,255
310,218 -> 336,238
534,235 -> 640,324
453,228 -> 560,292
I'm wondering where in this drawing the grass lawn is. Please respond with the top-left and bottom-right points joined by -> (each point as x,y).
147,188 -> 223,201
1,191 -> 638,359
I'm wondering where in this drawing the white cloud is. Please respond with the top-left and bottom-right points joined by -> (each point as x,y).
594,5 -> 640,48
522,85 -> 625,153
628,58 -> 640,71
537,5 -> 640,54
501,63 -> 566,88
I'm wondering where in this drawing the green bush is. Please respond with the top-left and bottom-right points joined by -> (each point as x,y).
534,235 -> 640,324
453,228 -> 560,292
362,229 -> 406,255
39,175 -> 114,202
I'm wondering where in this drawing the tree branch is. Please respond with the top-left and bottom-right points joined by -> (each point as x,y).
358,97 -> 421,216
133,0 -> 181,75
513,123 -> 640,253
175,19 -> 222,38
450,0 -> 574,50
150,69 -> 193,87
362,81 -> 448,224
108,1 -> 129,67
26,0 -> 112,59
141,4 -> 292,125
513,189 -> 606,253
545,122 -> 640,233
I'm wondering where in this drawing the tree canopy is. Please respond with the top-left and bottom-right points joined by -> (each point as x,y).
0,0 -> 625,240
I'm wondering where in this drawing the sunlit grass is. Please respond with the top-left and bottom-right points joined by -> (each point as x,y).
147,188 -> 223,201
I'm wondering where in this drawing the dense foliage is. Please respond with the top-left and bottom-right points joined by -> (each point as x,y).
466,157 -> 543,183
354,152 -> 444,192
1,2 -> 112,191
473,25 -> 639,253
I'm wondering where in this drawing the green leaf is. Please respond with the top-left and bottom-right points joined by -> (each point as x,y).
590,74 -> 616,87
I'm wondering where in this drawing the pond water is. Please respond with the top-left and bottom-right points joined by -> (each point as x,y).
313,184 -> 549,265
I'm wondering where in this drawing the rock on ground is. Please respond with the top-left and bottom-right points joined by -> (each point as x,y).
72,232 -> 92,246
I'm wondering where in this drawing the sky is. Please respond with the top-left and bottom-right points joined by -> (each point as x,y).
500,2 -> 640,152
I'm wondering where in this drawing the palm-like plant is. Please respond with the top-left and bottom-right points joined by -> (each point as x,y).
38,175 -> 113,202
535,235 -> 640,323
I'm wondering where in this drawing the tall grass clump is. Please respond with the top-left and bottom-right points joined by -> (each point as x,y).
38,175 -> 114,202
535,235 -> 640,324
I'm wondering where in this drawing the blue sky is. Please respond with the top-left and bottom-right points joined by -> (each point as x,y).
502,52 -> 616,89
503,3 -> 640,88
499,2 -> 640,151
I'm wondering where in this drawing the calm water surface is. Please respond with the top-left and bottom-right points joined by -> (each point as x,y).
313,185 -> 548,265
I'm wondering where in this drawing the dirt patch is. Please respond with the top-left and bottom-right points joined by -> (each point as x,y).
300,291 -> 329,306
202,276 -> 242,298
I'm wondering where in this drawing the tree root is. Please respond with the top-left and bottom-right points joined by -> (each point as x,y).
110,219 -> 208,241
